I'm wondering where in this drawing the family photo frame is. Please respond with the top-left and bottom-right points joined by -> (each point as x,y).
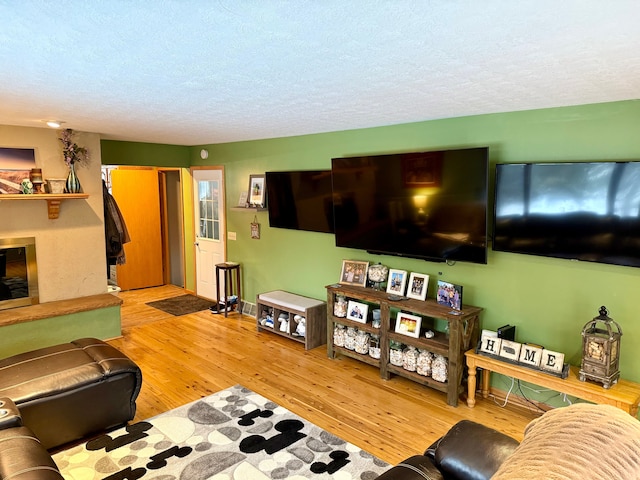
407,272 -> 429,301
386,269 -> 408,296
436,280 -> 463,311
395,311 -> 422,338
339,260 -> 369,287
346,300 -> 368,323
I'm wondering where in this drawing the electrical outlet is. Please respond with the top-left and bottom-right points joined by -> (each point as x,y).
228,231 -> 237,240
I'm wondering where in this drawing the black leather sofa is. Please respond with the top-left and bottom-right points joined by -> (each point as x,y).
0,337 -> 142,450
0,338 -> 142,479
376,403 -> 640,480
375,420 -> 519,480
0,397 -> 64,479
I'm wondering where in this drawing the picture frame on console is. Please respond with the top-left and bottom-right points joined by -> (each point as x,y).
248,174 -> 266,207
437,280 -> 463,311
395,312 -> 422,338
386,269 -> 408,296
407,272 -> 429,301
346,300 -> 368,323
339,260 -> 369,287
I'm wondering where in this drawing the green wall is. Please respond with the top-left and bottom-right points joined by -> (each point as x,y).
105,100 -> 640,393
190,100 -> 640,386
0,306 -> 122,358
101,140 -> 191,167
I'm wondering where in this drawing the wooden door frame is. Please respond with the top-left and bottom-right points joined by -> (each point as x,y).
158,168 -> 185,287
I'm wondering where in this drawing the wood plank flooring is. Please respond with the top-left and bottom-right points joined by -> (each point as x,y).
108,285 -> 539,466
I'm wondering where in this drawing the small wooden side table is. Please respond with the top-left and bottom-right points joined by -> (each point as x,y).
215,262 -> 241,317
465,349 -> 640,416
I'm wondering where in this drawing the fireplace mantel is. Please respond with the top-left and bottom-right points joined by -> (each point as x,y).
0,193 -> 89,219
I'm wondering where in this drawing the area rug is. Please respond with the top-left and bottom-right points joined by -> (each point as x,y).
53,385 -> 389,480
146,294 -> 213,316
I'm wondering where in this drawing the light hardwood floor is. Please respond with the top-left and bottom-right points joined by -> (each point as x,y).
108,285 -> 539,466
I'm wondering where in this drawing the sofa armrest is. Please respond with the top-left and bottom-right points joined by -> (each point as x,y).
429,420 -> 519,480
375,455 -> 444,480
0,397 -> 22,430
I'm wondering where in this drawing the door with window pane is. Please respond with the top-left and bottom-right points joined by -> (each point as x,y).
192,167 -> 225,300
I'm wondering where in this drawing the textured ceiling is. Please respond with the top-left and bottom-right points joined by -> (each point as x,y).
1,1 -> 639,146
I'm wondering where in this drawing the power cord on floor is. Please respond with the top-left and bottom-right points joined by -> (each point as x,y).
490,376 -> 578,413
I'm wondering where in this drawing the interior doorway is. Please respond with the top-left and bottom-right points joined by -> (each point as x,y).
192,167 -> 226,301
103,166 -> 185,291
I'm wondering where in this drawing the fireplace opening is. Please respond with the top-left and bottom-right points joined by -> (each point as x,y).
0,237 -> 39,311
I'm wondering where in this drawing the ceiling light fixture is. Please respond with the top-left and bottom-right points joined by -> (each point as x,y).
46,120 -> 64,128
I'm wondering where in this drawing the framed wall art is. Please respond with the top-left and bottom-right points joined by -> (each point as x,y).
386,269 -> 407,296
407,272 -> 429,301
346,300 -> 368,323
395,311 -> 422,338
0,147 -> 36,194
248,174 -> 266,207
339,260 -> 369,287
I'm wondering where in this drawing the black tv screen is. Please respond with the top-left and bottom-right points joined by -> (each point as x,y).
331,147 -> 489,264
493,162 -> 640,267
266,170 -> 334,234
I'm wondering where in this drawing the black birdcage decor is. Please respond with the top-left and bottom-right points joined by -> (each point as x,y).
578,306 -> 622,389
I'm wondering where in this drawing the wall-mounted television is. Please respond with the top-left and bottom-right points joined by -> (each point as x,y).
493,161 -> 640,268
331,147 -> 489,264
266,170 -> 334,234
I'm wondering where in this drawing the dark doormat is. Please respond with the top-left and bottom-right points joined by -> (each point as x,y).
146,294 -> 213,316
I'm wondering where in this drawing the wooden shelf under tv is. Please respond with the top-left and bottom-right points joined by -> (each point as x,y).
326,283 -> 483,407
0,193 -> 89,219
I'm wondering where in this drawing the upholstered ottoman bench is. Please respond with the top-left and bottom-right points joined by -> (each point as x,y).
0,337 -> 142,450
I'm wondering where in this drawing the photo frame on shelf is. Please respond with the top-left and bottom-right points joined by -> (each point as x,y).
0,147 -> 36,194
407,272 -> 429,301
436,280 -> 463,312
346,300 -> 368,324
395,311 -> 422,338
248,174 -> 266,207
339,260 -> 369,287
386,269 -> 408,296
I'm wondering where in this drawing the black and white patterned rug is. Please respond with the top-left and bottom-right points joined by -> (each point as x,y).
53,385 -> 389,480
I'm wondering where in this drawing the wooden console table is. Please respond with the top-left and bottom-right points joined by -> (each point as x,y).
465,349 -> 640,416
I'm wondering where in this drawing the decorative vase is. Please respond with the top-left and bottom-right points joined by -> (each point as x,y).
66,163 -> 82,193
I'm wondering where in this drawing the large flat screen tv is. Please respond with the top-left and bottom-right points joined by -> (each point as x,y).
493,161 -> 640,268
266,170 -> 334,234
331,147 -> 489,264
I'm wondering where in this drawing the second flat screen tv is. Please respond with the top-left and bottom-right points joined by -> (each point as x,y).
493,161 -> 640,268
331,147 -> 489,264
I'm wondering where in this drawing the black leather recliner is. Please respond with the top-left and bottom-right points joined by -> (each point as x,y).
375,420 -> 519,480
0,397 -> 64,479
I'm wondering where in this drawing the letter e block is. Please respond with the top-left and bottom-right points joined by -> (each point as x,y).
541,349 -> 565,373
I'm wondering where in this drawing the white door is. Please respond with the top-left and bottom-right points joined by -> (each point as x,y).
192,167 -> 225,300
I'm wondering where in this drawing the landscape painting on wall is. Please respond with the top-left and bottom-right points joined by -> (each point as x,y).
0,147 -> 36,194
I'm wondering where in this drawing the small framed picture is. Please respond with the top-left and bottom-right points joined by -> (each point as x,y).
407,272 -> 429,301
346,300 -> 368,324
436,280 -> 463,311
248,174 -> 266,207
386,269 -> 407,296
395,312 -> 422,338
339,260 -> 369,287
